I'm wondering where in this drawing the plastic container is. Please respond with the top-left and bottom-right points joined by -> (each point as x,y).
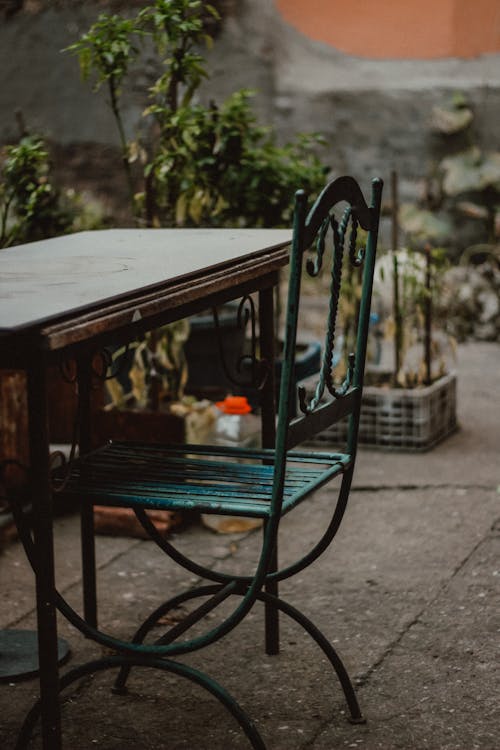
201,396 -> 263,533
212,395 -> 261,448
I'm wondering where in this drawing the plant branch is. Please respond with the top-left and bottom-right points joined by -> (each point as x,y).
391,170 -> 403,382
108,75 -> 136,217
0,192 -> 15,248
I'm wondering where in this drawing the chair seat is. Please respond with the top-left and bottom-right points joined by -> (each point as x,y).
57,441 -> 353,519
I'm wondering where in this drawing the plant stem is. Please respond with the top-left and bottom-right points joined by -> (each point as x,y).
0,192 -> 15,248
391,170 -> 403,382
145,167 -> 156,228
424,244 -> 432,385
108,75 -> 136,218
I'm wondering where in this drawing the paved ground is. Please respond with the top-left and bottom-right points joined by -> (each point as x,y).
0,341 -> 498,749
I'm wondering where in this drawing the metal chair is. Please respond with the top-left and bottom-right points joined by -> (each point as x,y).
21,175 -> 382,748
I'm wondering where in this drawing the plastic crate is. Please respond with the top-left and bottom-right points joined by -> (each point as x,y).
303,372 -> 458,452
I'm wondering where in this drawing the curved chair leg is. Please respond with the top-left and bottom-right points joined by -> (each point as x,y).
114,585 -> 364,724
14,493 -> 363,725
264,528 -> 279,656
15,655 -> 266,750
113,584 -> 225,694
257,591 -> 365,724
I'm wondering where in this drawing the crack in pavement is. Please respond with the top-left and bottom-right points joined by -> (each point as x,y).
353,515 -> 499,689
4,537 -> 145,629
304,508 -> 500,749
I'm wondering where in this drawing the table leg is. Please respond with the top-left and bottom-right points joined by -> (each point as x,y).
77,353 -> 98,628
27,356 -> 62,749
258,285 -> 280,656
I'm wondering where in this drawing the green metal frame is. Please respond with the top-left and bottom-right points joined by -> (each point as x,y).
15,176 -> 382,749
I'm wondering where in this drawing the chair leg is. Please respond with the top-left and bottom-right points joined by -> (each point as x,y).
259,285 -> 280,656
77,355 -> 98,628
112,583 -> 231,694
264,534 -> 279,655
16,655 -> 267,750
80,504 -> 98,628
257,590 -> 365,723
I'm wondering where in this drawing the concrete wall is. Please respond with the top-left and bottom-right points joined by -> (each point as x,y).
1,0 -> 499,210
203,1 -> 500,199
0,6 -> 144,146
275,0 -> 500,59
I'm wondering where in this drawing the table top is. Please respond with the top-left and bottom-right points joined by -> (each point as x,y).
0,229 -> 291,334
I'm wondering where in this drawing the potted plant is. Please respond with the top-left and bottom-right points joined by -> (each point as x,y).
66,0 -> 326,410
302,169 -> 458,452
92,320 -> 217,538
65,1 -> 326,230
95,319 -> 216,447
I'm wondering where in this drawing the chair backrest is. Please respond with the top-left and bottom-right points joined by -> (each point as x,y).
274,176 -> 383,464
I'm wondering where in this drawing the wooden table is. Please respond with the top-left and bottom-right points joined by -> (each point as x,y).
0,228 -> 290,749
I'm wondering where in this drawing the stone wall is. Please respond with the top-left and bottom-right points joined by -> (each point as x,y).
1,0 -> 500,214
202,1 -> 500,199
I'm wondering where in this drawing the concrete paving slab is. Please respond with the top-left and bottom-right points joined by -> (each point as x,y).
0,341 -> 498,748
313,522 -> 500,750
0,512 -> 139,630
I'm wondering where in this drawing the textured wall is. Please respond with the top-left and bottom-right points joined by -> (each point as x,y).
275,0 -> 500,59
203,1 -> 500,196
1,0 -> 499,209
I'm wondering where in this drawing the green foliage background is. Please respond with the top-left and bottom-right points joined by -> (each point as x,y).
66,0 -> 327,229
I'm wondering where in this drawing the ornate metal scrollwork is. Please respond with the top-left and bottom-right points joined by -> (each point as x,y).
59,356 -> 78,385
50,449 -> 74,493
49,355 -> 80,492
306,215 -> 331,277
348,207 -> 365,267
298,204 -> 366,415
92,343 -> 133,383
212,295 -> 269,391
51,345 -> 132,494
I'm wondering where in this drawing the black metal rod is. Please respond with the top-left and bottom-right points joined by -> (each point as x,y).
263,526 -> 279,656
111,584 -> 364,726
26,353 -> 62,749
77,351 -> 98,628
259,286 -> 280,655
155,581 -> 236,645
113,583 -> 228,694
256,590 -> 364,723
258,285 -> 277,449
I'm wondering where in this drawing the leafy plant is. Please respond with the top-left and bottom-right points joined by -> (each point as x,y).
0,135 -> 75,248
66,0 -> 326,229
373,244 -> 451,387
66,13 -> 143,208
106,319 -> 191,409
65,0 -> 327,411
381,168 -> 453,387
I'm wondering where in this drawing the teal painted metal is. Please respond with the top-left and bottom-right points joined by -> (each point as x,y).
58,441 -> 349,517
45,176 -> 383,748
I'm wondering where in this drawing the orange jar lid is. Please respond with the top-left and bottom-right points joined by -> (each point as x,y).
215,395 -> 252,414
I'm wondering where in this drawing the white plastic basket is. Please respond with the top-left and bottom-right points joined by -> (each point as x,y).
303,371 -> 458,452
